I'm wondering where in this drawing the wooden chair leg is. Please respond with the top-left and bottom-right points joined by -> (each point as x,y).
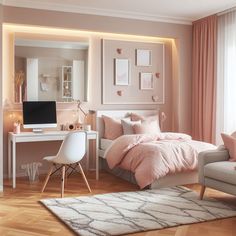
61,165 -> 66,198
199,185 -> 206,200
41,164 -> 54,193
78,163 -> 91,193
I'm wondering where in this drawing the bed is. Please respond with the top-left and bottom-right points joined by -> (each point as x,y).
96,110 -> 216,189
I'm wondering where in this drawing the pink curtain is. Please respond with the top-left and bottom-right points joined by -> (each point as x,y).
192,15 -> 217,143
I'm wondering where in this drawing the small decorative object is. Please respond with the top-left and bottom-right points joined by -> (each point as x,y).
136,49 -> 152,66
60,124 -> 66,131
116,48 -> 122,54
76,123 -> 83,130
21,162 -> 42,183
117,90 -> 123,96
115,59 -> 130,86
83,124 -> 91,131
161,112 -> 167,122
13,120 -> 21,134
67,123 -> 75,131
155,72 -> 160,78
140,73 -> 153,90
74,100 -> 90,130
152,95 -> 159,102
40,82 -> 49,92
160,111 -> 167,131
15,70 -> 25,103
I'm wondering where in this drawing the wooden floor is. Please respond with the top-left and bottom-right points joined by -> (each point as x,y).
0,171 -> 236,236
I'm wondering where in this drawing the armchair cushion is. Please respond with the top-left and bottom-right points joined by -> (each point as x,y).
204,161 -> 236,185
221,133 -> 236,161
198,148 -> 229,184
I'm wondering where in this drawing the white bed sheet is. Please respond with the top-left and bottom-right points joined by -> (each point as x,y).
100,138 -> 113,151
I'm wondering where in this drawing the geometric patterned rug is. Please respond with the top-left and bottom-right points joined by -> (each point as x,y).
40,186 -> 236,236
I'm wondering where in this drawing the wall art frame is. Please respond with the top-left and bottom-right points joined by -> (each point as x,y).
136,49 -> 152,66
140,72 -> 153,90
114,59 -> 130,86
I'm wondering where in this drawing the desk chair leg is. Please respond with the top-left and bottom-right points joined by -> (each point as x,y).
61,165 -> 66,198
78,163 -> 91,193
64,165 -> 70,187
41,164 -> 54,193
200,185 -> 206,200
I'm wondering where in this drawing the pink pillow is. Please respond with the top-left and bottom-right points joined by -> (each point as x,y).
102,115 -> 123,140
221,133 -> 236,161
133,120 -> 160,134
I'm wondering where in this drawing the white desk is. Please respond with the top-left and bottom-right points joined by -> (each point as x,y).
8,130 -> 99,188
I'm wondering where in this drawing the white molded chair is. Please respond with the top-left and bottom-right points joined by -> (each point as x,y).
41,131 -> 91,197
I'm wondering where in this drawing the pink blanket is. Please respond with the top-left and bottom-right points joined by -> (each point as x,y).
105,133 -> 216,189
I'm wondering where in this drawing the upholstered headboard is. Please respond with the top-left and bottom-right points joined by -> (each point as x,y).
96,109 -> 158,140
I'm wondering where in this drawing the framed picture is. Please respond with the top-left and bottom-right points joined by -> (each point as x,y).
136,49 -> 152,66
114,59 -> 130,85
140,73 -> 153,90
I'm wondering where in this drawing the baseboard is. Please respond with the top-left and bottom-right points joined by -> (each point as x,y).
3,168 -> 95,179
3,169 -> 51,179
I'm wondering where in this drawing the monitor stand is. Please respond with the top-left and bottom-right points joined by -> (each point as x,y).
32,128 -> 43,133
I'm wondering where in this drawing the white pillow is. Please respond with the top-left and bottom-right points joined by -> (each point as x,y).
133,120 -> 161,134
121,118 -> 141,135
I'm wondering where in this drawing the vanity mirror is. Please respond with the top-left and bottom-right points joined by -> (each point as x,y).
14,37 -> 89,103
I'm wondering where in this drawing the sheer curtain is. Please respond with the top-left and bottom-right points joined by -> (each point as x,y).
216,10 -> 236,144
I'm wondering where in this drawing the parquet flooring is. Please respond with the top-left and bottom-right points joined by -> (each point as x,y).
0,171 -> 236,236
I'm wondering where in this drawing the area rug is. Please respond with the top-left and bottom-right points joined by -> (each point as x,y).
40,186 -> 236,236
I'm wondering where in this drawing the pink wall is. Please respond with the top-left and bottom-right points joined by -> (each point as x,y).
3,6 -> 192,130
2,6 -> 192,177
0,4 -> 3,189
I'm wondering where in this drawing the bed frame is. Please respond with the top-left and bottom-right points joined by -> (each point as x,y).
96,110 -> 198,189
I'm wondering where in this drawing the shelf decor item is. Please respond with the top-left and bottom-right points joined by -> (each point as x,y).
140,72 -> 153,90
62,66 -> 72,101
114,59 -> 130,86
136,49 -> 152,66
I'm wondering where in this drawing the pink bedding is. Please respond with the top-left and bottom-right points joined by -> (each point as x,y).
105,133 -> 216,189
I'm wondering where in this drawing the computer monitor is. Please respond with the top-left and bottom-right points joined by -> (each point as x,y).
23,101 -> 57,132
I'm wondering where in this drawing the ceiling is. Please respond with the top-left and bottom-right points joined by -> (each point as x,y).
2,0 -> 236,24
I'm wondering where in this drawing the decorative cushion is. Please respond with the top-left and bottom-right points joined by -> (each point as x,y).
121,118 -> 141,135
221,133 -> 236,161
102,115 -> 123,140
131,113 -> 161,133
133,120 -> 160,134
231,131 -> 236,138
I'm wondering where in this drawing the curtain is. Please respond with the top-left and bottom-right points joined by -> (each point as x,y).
216,10 -> 236,144
192,15 -> 217,143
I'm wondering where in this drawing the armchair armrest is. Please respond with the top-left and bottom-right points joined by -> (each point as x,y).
198,147 -> 229,184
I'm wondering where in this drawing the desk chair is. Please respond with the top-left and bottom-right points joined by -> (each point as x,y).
41,131 -> 91,197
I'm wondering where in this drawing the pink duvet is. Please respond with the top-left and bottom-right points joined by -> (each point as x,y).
105,133 -> 216,189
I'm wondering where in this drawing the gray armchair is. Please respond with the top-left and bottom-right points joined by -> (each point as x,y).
198,146 -> 236,199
